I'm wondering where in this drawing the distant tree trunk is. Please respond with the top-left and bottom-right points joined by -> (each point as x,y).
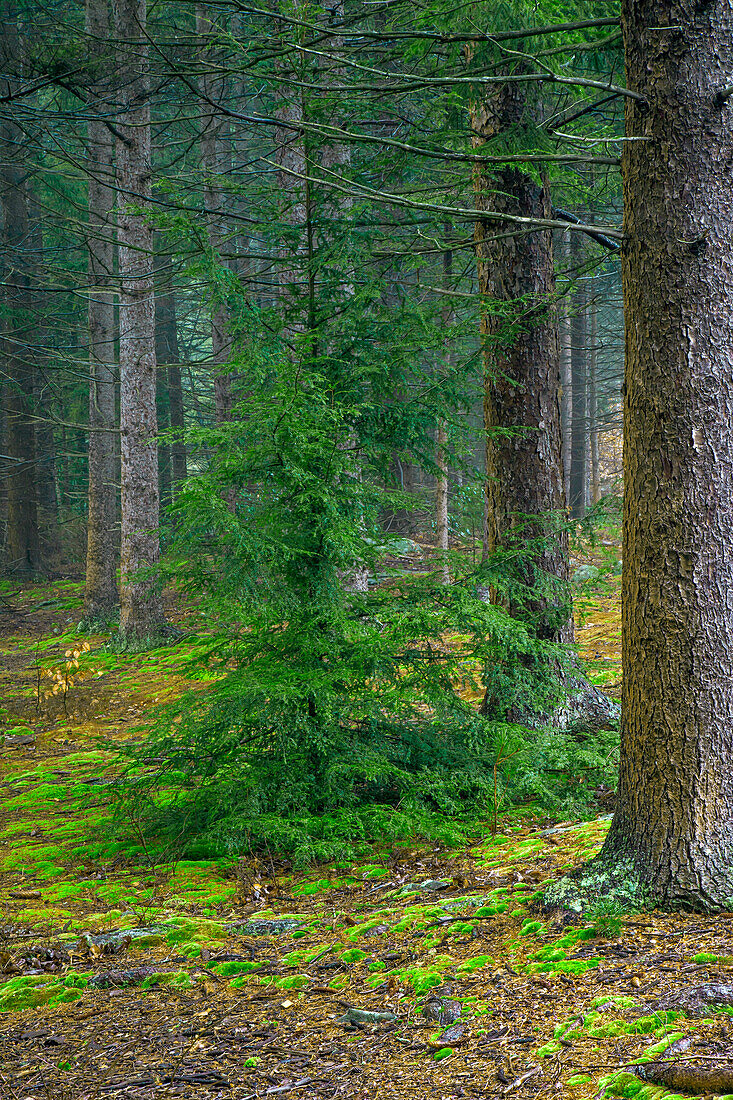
168,371 -> 187,499
84,0 -> 119,615
34,373 -> 63,575
569,232 -> 587,519
27,204 -> 63,574
154,290 -> 176,512
196,4 -> 233,424
471,82 -> 571,646
0,406 -> 6,548
152,240 -> 186,501
436,229 -> 452,583
589,294 -> 601,504
274,11 -> 307,337
0,2 -> 41,574
594,0 -> 733,910
115,0 -> 165,639
318,3 -> 369,593
559,231 -> 573,511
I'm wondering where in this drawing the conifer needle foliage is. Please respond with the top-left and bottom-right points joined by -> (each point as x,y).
113,337 -> 615,864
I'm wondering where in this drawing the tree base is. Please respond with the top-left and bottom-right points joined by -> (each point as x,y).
115,621 -> 181,652
544,848 -> 733,915
555,677 -> 619,730
79,604 -> 120,634
543,855 -> 651,915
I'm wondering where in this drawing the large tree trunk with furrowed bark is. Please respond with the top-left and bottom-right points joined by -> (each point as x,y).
85,0 -> 119,618
595,0 -> 733,910
0,1 -> 41,574
115,0 -> 165,641
196,4 -> 233,425
569,231 -> 588,519
472,81 -> 572,648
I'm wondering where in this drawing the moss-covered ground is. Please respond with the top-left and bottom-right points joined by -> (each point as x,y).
2,573 -> 733,1099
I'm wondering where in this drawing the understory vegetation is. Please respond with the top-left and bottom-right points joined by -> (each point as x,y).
112,450 -> 620,861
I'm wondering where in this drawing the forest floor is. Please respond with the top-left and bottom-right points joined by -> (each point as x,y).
2,547 -> 732,1100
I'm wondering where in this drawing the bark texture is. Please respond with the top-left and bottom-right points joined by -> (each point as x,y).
559,231 -> 573,511
85,0 -> 119,617
436,233 -> 452,583
115,0 -> 165,639
274,1 -> 308,336
0,2 -> 41,573
569,231 -> 587,519
196,4 -> 233,424
472,82 -> 572,645
598,0 -> 733,909
154,287 -> 186,501
589,295 -> 600,504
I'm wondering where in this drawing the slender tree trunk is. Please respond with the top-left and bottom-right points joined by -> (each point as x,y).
155,289 -> 177,512
0,2 -> 41,574
196,4 -> 233,424
569,231 -> 587,519
595,0 -> 733,909
589,294 -> 601,504
274,4 -> 307,337
318,2 -> 369,593
472,82 -> 571,646
27,203 -> 63,575
436,229 -> 452,583
559,231 -> 573,511
115,0 -> 165,639
34,372 -> 63,576
84,0 -> 119,616
168,367 -> 187,499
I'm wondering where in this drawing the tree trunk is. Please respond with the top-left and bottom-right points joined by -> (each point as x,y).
589,293 -> 601,504
115,0 -> 165,640
472,82 -> 572,646
559,231 -> 573,511
196,4 -> 233,424
569,232 -> 587,519
274,6 -> 307,337
0,2 -> 41,574
27,202 -> 63,575
168,367 -> 187,500
33,372 -> 63,576
155,289 -> 176,512
152,267 -> 186,498
595,0 -> 733,910
319,1 -> 368,593
436,229 -> 452,583
84,0 -> 119,617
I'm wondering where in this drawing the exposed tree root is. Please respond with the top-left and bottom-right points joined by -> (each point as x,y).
636,1061 -> 733,1095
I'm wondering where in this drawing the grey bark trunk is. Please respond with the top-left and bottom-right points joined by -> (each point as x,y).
274,7 -> 307,336
559,231 -> 573,511
196,4 -> 233,424
85,0 -> 119,616
597,0 -> 733,910
0,2 -> 41,574
33,373 -> 62,577
589,294 -> 600,504
436,231 -> 452,583
319,2 -> 368,593
155,290 -> 176,512
569,232 -> 587,519
471,82 -> 572,646
115,0 -> 165,640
